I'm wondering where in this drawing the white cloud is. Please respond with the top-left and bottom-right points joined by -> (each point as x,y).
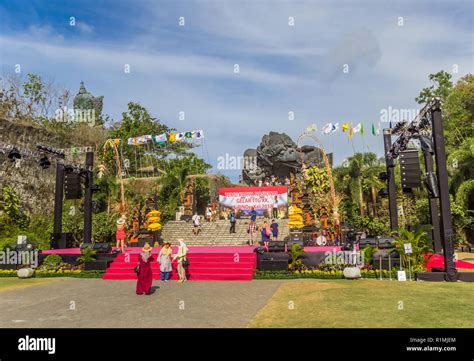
76,21 -> 94,34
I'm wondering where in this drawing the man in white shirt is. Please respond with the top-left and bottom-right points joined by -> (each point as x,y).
192,213 -> 201,235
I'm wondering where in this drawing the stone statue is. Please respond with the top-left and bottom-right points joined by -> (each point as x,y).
242,131 -> 331,184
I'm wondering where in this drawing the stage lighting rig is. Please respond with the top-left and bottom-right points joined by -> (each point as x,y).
391,121 -> 408,135
36,144 -> 65,159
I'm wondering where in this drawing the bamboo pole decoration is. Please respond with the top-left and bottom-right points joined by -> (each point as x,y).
101,139 -> 126,214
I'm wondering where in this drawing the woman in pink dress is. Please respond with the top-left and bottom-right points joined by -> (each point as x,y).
116,216 -> 127,253
136,243 -> 154,295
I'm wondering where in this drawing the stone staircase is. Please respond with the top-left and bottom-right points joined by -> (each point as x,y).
161,218 -> 289,246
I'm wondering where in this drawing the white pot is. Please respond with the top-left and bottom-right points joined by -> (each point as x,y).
343,266 -> 361,279
17,268 -> 34,279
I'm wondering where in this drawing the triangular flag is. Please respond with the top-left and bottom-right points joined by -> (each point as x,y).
353,123 -> 362,133
168,133 -> 177,142
331,123 -> 339,132
342,122 -> 349,132
376,122 -> 381,135
360,123 -> 364,136
349,123 -> 353,139
176,132 -> 185,141
192,130 -> 205,139
154,134 -> 167,144
371,123 -> 376,136
185,132 -> 193,138
305,124 -> 317,133
322,123 -> 332,134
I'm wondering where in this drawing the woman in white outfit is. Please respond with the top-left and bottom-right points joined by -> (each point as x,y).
173,239 -> 188,283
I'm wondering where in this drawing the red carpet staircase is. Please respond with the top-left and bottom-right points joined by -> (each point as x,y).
103,251 -> 256,281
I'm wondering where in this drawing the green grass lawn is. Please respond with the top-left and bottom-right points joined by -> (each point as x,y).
0,278 -> 61,292
249,279 -> 474,328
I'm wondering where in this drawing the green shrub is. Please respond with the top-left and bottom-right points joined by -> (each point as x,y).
42,254 -> 63,270
76,247 -> 97,263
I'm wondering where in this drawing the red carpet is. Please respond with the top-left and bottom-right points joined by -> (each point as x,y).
426,254 -> 474,270
102,247 -> 257,281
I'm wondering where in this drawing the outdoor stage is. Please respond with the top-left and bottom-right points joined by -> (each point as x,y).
42,245 -> 343,281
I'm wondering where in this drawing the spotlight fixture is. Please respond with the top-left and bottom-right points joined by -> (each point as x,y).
8,148 -> 21,162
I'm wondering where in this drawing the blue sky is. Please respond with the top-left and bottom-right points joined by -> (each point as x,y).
1,0 -> 473,181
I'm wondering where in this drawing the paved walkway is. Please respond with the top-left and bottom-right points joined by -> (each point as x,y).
0,279 -> 283,328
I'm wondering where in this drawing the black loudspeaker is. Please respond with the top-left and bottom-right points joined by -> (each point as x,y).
50,233 -> 75,249
80,242 -> 112,253
268,241 -> 286,252
399,150 -> 421,189
257,252 -> 289,271
64,173 -> 82,199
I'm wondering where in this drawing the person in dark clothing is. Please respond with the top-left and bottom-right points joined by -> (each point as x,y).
270,219 -> 279,240
229,210 -> 236,233
250,207 -> 257,222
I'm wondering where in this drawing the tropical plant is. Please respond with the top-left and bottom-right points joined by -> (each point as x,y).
0,186 -> 29,230
391,228 -> 431,269
156,154 -> 211,220
76,247 -> 97,264
361,245 -> 377,267
288,244 -> 306,271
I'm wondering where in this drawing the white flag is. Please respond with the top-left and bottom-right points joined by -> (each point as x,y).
353,123 -> 362,133
322,123 -> 332,134
192,130 -> 205,139
331,123 -> 339,132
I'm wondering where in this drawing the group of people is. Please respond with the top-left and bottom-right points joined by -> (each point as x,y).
252,175 -> 291,188
247,210 -> 279,247
135,239 -> 189,295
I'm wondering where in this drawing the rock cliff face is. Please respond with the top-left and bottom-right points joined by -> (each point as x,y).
242,131 -> 332,184
0,118 -> 90,214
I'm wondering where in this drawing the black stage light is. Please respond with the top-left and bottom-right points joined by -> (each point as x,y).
8,148 -> 21,161
425,172 -> 439,198
39,155 -> 51,169
379,172 -> 388,181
